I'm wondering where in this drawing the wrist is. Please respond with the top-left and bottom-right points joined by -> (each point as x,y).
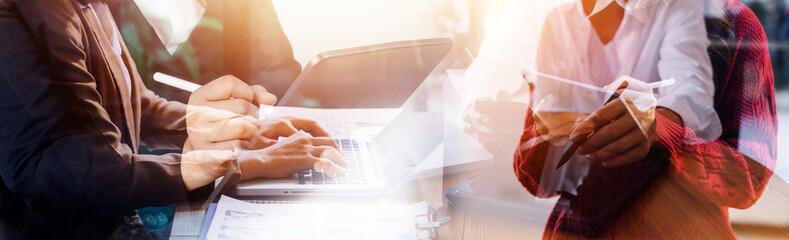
238,150 -> 265,180
656,107 -> 683,127
180,149 -> 236,191
653,107 -> 686,150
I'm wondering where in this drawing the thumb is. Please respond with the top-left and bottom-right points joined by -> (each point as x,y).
319,148 -> 348,167
251,85 -> 277,106
313,158 -> 347,176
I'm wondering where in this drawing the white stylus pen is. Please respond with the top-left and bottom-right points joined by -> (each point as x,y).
153,72 -> 275,118
522,69 -> 676,91
152,72 -> 201,92
647,79 -> 676,88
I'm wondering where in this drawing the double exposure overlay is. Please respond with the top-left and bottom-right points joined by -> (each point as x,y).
0,0 -> 787,239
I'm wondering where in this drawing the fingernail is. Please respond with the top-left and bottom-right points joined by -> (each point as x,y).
330,166 -> 347,176
313,160 -> 347,176
320,148 -> 347,166
314,162 -> 347,176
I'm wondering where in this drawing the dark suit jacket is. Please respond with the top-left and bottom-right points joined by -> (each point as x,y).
0,0 -> 195,237
111,0 -> 302,103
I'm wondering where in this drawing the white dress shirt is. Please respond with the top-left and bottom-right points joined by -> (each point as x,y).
467,0 -> 721,142
133,0 -> 206,55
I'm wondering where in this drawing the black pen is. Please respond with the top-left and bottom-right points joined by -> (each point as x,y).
555,81 -> 626,169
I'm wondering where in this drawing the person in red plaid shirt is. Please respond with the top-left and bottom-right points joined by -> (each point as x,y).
514,0 -> 777,238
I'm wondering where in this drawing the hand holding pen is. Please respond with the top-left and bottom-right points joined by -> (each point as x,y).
523,70 -> 674,169
555,81 -> 629,169
557,77 -> 674,169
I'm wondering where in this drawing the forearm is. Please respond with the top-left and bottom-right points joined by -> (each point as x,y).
653,109 -> 774,209
513,112 -> 556,198
139,88 -> 188,150
4,140 -> 189,217
652,107 -> 685,149
667,140 -> 772,209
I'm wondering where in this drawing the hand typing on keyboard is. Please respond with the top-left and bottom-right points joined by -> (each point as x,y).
246,116 -> 332,149
236,131 -> 348,180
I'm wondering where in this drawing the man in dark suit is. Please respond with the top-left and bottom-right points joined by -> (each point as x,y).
111,0 -> 302,103
0,0 -> 342,238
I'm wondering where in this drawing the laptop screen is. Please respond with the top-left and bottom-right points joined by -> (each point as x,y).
278,38 -> 453,108
373,70 -> 444,191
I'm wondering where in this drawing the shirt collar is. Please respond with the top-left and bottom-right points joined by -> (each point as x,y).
561,0 -> 667,23
588,0 -> 627,17
625,0 -> 668,23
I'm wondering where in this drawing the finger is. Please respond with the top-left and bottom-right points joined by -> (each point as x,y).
615,81 -> 629,91
317,147 -> 348,166
310,145 -> 335,157
572,100 -> 629,143
186,115 -> 255,148
200,98 -> 259,117
581,100 -> 628,131
211,116 -> 259,142
209,140 -> 250,151
569,120 -> 596,142
568,116 -> 587,136
251,85 -> 277,106
186,105 -> 246,123
248,137 -> 277,150
594,129 -> 644,158
588,147 -> 620,162
258,119 -> 299,139
310,137 -> 340,150
311,157 -> 347,176
579,114 -> 638,154
192,75 -> 255,102
601,145 -> 646,168
289,118 -> 331,137
257,153 -> 317,178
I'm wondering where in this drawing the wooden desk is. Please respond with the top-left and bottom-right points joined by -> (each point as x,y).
169,168 -> 547,240
171,168 -> 789,240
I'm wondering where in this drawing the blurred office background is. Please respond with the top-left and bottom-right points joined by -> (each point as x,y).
273,0 -> 501,64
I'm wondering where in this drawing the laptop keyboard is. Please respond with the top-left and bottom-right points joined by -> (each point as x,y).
296,139 -> 368,185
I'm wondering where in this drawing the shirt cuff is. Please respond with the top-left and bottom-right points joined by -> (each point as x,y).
656,96 -> 722,142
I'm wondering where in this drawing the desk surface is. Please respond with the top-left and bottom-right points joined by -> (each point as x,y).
170,71 -> 789,239
170,168 -> 789,240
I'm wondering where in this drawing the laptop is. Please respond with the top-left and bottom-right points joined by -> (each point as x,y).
277,38 -> 453,108
234,44 -> 450,196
